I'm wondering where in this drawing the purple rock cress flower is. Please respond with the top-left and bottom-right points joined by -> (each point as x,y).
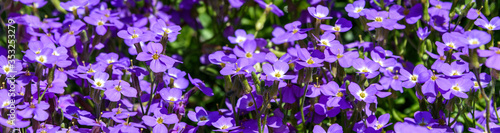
349,82 -> 377,103
437,77 -> 473,99
320,18 -> 353,33
400,64 -> 430,88
228,29 -> 255,46
262,61 -> 294,81
345,0 -> 365,18
104,80 -> 138,102
136,42 -> 178,73
324,44 -> 359,68
465,30 -> 491,49
313,123 -> 343,133
478,47 -> 500,70
475,16 -> 500,31
143,110 -> 179,133
308,5 -> 332,19
352,58 -> 380,79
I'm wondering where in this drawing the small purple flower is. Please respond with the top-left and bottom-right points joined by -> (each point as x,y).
143,110 -> 179,133
233,40 -> 266,63
352,58 -> 380,79
467,9 -> 482,20
104,80 -> 138,101
324,44 -> 359,68
117,27 -> 145,45
475,16 -> 500,31
24,47 -> 55,66
400,64 -> 430,88
255,0 -> 284,16
439,61 -> 468,77
349,82 -> 377,103
263,61 -> 294,81
379,68 -> 403,93
160,88 -> 183,103
136,42 -> 178,73
83,14 -> 110,35
297,48 -> 324,68
313,123 -> 343,133
212,117 -> 238,132
308,5 -> 332,19
315,33 -> 340,47
228,29 -> 255,46
320,18 -> 353,33
188,74 -> 214,96
405,111 -> 436,127
437,77 -> 473,99
187,106 -> 220,126
228,0 -> 244,8
88,71 -> 109,90
236,92 -> 263,112
220,58 -> 255,75
151,19 -> 182,42
471,73 -> 491,90
465,30 -> 491,49
417,27 -> 431,40
406,3 -> 423,24
274,21 -> 312,44
478,47 -> 500,70
345,0 -> 365,18
18,100 -> 50,121
59,20 -> 85,47
367,114 -> 391,130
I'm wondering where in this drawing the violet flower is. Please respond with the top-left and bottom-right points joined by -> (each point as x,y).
465,30 -> 491,49
263,61 -> 294,81
188,74 -> 214,96
143,110 -> 179,133
313,123 -> 343,133
255,0 -> 284,16
136,42 -> 178,73
417,27 -> 431,40
348,82 -> 377,103
228,29 -> 254,46
296,48 -> 324,68
18,100 -> 50,121
151,19 -> 182,42
212,117 -> 238,132
352,58 -> 380,79
475,16 -> 500,31
437,77 -> 473,99
308,5 -> 332,19
345,0 -> 365,18
117,27 -> 146,45
400,64 -> 430,88
83,14 -> 111,35
187,106 -> 220,126
324,44 -> 359,68
320,18 -> 352,33
478,47 -> 500,70
104,80 -> 138,101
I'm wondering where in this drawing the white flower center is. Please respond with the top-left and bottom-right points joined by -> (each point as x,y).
271,70 -> 285,78
36,55 -> 47,63
354,7 -> 363,13
236,36 -> 246,43
469,38 -> 480,45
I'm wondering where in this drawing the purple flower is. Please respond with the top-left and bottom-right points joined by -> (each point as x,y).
212,117 -> 238,132
478,47 -> 500,70
102,107 -> 137,122
228,0 -> 244,8
228,29 -> 255,46
475,16 -> 500,31
406,3 -> 423,24
83,14 -> 110,35
160,88 -> 183,103
255,0 -> 284,16
405,111 -> 436,127
307,81 -> 339,97
379,68 -> 403,93
313,123 -> 343,133
366,10 -> 404,30
465,30 -> 491,49
220,58 -> 255,75
320,18 -> 353,33
422,72 -> 442,97
437,77 -> 473,99
273,21 -> 312,44
188,74 -> 214,96
345,0 -> 365,18
315,33 -> 340,47
352,58 -> 380,79
236,92 -> 263,112
187,106 -> 220,126
263,61 -> 294,81
367,114 -> 391,130
324,44 -> 359,68
467,9 -> 482,20
233,40 -> 266,63
136,42 -> 178,73
18,100 -> 50,121
296,48 -> 324,68
439,61 -> 468,77
88,71 -> 109,90
24,47 -> 56,66
104,80 -> 138,101
417,27 -> 431,40
143,110 -> 179,133
471,73 -> 491,90
400,64 -> 430,88
436,32 -> 467,51
348,82 -> 377,103
308,5 -> 332,19
151,19 -> 182,42
59,20 -> 85,47
118,27 -> 145,45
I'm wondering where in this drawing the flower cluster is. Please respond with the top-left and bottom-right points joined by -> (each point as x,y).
2,0 -> 500,132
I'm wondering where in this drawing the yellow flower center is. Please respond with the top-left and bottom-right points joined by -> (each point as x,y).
445,42 -> 455,48
293,29 -> 299,34
451,71 -> 460,76
97,21 -> 104,26
376,124 -> 384,129
3,65 -> 11,73
427,126 -> 433,129
116,109 -> 122,114
410,75 -> 418,82
36,56 -> 47,63
274,72 -> 282,78
333,25 -> 341,31
2,101 -> 10,107
131,34 -> 139,39
336,54 -> 344,59
375,17 -> 383,22
361,68 -> 369,73
306,58 -> 315,64
336,92 -> 344,97
115,85 -> 122,91
393,75 -> 399,80
163,28 -> 172,34
321,40 -> 329,46
354,7 -> 363,13
474,81 -> 479,87
156,117 -> 164,124
439,56 -> 445,61
487,24 -> 495,30
469,39 -> 479,45
168,97 -> 176,102
152,53 -> 160,60
245,53 -> 253,58
436,5 -> 442,9
496,50 -> 500,54
431,75 -> 438,81
7,120 -> 14,125
359,91 -> 367,99
327,106 -> 334,110
69,31 -> 74,35
452,85 -> 460,91
30,103 -> 36,108
221,125 -> 229,129
96,81 -> 103,87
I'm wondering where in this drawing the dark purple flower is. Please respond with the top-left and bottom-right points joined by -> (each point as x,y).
320,18 -> 352,33
367,114 -> 391,130
188,74 -> 214,96
220,58 -> 255,75
406,3 -> 423,24
308,5 -> 332,19
379,68 -> 403,93
274,21 -> 312,43
187,106 -> 220,126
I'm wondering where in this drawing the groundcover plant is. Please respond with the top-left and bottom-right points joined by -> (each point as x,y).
2,0 -> 500,132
